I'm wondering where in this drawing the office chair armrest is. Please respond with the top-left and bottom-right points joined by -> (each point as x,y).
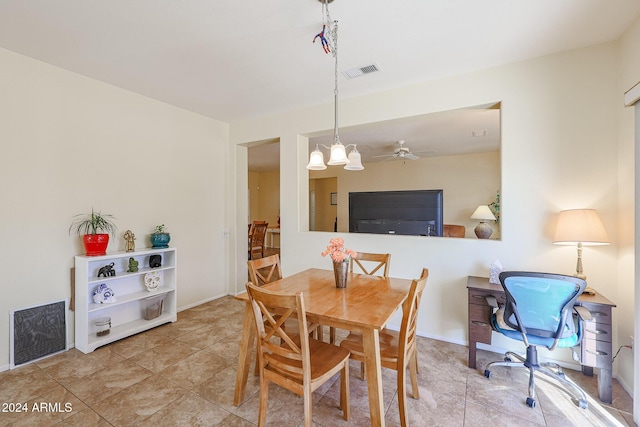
574,305 -> 592,321
485,295 -> 498,309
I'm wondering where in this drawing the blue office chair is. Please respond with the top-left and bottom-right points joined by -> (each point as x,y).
483,271 -> 589,409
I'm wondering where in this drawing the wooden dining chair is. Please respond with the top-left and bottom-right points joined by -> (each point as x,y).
247,255 -> 322,373
246,282 -> 350,427
443,224 -> 466,238
248,220 -> 267,250
339,268 -> 429,427
249,222 -> 268,259
350,252 -> 391,276
247,254 -> 282,286
328,252 -> 391,344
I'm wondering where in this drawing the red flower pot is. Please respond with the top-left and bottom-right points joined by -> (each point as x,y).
83,234 -> 109,256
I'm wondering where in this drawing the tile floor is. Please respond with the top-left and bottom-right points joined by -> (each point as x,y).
0,296 -> 635,426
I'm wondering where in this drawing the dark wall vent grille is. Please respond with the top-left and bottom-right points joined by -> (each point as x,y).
11,299 -> 68,368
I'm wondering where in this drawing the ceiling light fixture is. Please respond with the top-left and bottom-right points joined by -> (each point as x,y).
307,0 -> 363,171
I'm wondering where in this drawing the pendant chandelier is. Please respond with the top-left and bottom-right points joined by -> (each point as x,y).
307,0 -> 364,171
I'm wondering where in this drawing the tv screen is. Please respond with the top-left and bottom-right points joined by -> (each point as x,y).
349,190 -> 443,236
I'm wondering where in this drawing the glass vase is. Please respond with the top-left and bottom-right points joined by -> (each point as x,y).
333,260 -> 349,289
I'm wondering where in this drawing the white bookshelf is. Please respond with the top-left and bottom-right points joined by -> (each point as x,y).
74,247 -> 177,353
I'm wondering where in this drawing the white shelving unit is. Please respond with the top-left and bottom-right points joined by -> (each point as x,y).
74,247 -> 177,353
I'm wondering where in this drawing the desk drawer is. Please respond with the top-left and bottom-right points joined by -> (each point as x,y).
583,320 -> 612,343
577,302 -> 612,325
468,303 -> 492,343
581,338 -> 612,368
468,289 -> 507,306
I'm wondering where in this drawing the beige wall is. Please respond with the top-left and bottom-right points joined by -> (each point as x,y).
0,46 -> 229,369
309,177 -> 338,232
248,170 -> 280,228
231,41 -> 633,390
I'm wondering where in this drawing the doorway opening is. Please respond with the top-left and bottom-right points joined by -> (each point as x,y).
247,140 -> 281,261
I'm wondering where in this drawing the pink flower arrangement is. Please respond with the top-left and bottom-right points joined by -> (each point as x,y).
321,238 -> 357,263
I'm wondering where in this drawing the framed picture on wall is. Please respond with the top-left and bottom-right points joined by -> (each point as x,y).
330,192 -> 337,205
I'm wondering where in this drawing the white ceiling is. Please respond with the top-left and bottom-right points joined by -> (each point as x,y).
1,1 -> 638,170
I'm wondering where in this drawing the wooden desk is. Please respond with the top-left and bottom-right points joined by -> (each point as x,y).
467,276 -> 617,403
234,268 -> 412,427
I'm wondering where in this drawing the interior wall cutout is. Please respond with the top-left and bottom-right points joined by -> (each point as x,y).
306,103 -> 502,239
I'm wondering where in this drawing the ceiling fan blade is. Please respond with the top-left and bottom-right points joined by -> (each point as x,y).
371,153 -> 397,158
405,153 -> 420,160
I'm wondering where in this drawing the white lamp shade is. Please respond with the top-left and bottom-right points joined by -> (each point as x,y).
471,205 -> 496,221
553,209 -> 609,246
306,148 -> 327,170
327,143 -> 349,165
344,148 -> 364,170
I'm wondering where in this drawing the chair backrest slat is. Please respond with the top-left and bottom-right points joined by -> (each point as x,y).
350,252 -> 390,276
248,254 -> 282,286
250,223 -> 268,248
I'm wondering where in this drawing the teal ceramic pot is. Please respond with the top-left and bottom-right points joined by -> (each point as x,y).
150,233 -> 170,248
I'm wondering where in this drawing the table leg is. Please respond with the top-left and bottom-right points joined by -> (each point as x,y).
234,301 -> 256,406
362,328 -> 385,427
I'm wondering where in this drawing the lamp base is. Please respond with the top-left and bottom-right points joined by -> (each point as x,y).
474,221 -> 493,239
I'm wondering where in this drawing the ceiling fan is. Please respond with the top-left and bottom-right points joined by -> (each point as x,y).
372,140 -> 421,161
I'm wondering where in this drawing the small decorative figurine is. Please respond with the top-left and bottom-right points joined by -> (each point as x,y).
124,230 -> 136,252
144,271 -> 161,291
127,257 -> 139,273
149,254 -> 162,268
97,262 -> 116,278
93,284 -> 117,304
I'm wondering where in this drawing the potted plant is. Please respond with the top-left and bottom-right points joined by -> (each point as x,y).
150,224 -> 170,248
69,209 -> 117,256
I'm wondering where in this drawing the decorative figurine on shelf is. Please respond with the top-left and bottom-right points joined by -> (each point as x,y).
124,230 -> 136,252
93,283 -> 117,304
127,257 -> 139,273
149,254 -> 162,268
97,262 -> 116,278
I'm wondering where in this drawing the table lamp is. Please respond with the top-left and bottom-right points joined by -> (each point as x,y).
471,205 -> 496,239
553,209 -> 609,280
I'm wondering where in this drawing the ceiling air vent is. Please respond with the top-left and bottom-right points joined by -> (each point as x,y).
342,62 -> 382,79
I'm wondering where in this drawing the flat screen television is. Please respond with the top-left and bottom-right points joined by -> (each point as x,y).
349,190 -> 443,236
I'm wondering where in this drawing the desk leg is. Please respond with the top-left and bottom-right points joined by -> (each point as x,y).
597,368 -> 613,404
362,329 -> 385,427
468,340 -> 477,369
234,301 -> 256,406
581,366 -> 613,404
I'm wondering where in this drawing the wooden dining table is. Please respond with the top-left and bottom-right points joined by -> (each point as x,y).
233,267 -> 412,427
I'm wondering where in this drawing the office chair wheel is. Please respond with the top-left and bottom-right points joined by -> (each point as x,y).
484,370 -> 491,379
526,397 -> 536,408
578,399 -> 588,409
